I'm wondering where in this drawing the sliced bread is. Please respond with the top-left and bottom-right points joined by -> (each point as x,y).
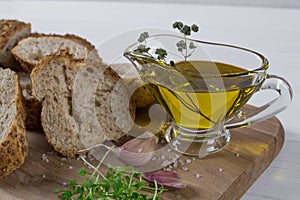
0,68 -> 27,177
110,63 -> 155,108
0,19 -> 31,70
31,51 -> 134,157
11,34 -> 89,73
11,34 -> 100,130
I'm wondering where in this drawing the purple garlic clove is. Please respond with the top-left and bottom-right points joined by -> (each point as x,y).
117,131 -> 158,167
143,170 -> 186,190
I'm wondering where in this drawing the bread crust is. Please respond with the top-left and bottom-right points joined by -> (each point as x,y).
0,69 -> 28,177
0,19 -> 31,70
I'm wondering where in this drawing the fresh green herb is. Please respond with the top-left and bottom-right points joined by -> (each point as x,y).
54,144 -> 164,200
55,165 -> 163,200
134,21 -> 200,66
155,48 -> 168,61
173,21 -> 199,63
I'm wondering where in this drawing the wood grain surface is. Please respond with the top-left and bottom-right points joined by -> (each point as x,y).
0,106 -> 284,200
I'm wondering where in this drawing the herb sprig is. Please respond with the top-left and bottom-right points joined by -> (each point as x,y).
55,165 -> 163,200
134,21 -> 199,66
54,146 -> 164,200
173,21 -> 199,62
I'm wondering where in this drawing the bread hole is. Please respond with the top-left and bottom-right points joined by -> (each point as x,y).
53,96 -> 58,103
1,141 -> 9,147
0,155 -> 4,162
53,76 -> 59,85
95,100 -> 101,107
86,67 -> 94,74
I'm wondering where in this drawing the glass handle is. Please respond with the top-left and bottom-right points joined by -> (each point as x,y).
225,74 -> 293,129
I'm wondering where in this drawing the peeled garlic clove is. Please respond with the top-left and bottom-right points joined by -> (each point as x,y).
117,131 -> 158,167
143,170 -> 186,190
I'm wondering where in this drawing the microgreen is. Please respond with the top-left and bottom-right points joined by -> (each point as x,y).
55,147 -> 164,200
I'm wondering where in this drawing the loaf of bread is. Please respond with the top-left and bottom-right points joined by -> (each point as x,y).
30,51 -> 135,157
110,63 -> 155,108
0,68 -> 27,177
11,34 -> 101,130
0,19 -> 31,70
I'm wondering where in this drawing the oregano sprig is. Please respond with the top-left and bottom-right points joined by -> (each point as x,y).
133,21 -> 200,66
173,21 -> 199,63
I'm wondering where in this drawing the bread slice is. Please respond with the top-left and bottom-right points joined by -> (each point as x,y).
110,63 -> 155,108
0,68 -> 27,177
0,19 -> 31,70
31,51 -> 134,157
11,34 -> 89,72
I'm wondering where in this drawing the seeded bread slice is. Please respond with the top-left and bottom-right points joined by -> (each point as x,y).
0,19 -> 31,70
31,51 -> 134,157
110,63 -> 155,108
0,68 -> 27,177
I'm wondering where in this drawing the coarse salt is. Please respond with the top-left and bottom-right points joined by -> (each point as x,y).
186,159 -> 191,164
182,166 -> 189,171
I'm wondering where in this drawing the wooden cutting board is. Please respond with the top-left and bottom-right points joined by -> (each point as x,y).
0,106 -> 284,200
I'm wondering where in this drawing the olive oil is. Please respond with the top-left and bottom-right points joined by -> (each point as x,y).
140,61 -> 260,130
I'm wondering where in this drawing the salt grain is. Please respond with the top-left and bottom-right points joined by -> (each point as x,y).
195,174 -> 201,178
186,159 -> 191,164
182,166 -> 189,171
160,155 -> 165,160
167,148 -> 172,152
69,165 -> 74,170
41,154 -> 48,161
61,157 -> 67,161
165,168 -> 172,171
192,157 -> 196,161
151,156 -> 157,161
173,161 -> 178,168
42,174 -> 46,179
161,160 -> 171,166
235,153 -> 240,157
62,182 -> 67,186
218,168 -> 223,172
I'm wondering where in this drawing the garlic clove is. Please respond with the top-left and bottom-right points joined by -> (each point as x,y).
143,170 -> 186,190
117,131 -> 158,167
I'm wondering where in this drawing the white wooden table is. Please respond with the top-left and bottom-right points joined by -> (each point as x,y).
1,1 -> 299,199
